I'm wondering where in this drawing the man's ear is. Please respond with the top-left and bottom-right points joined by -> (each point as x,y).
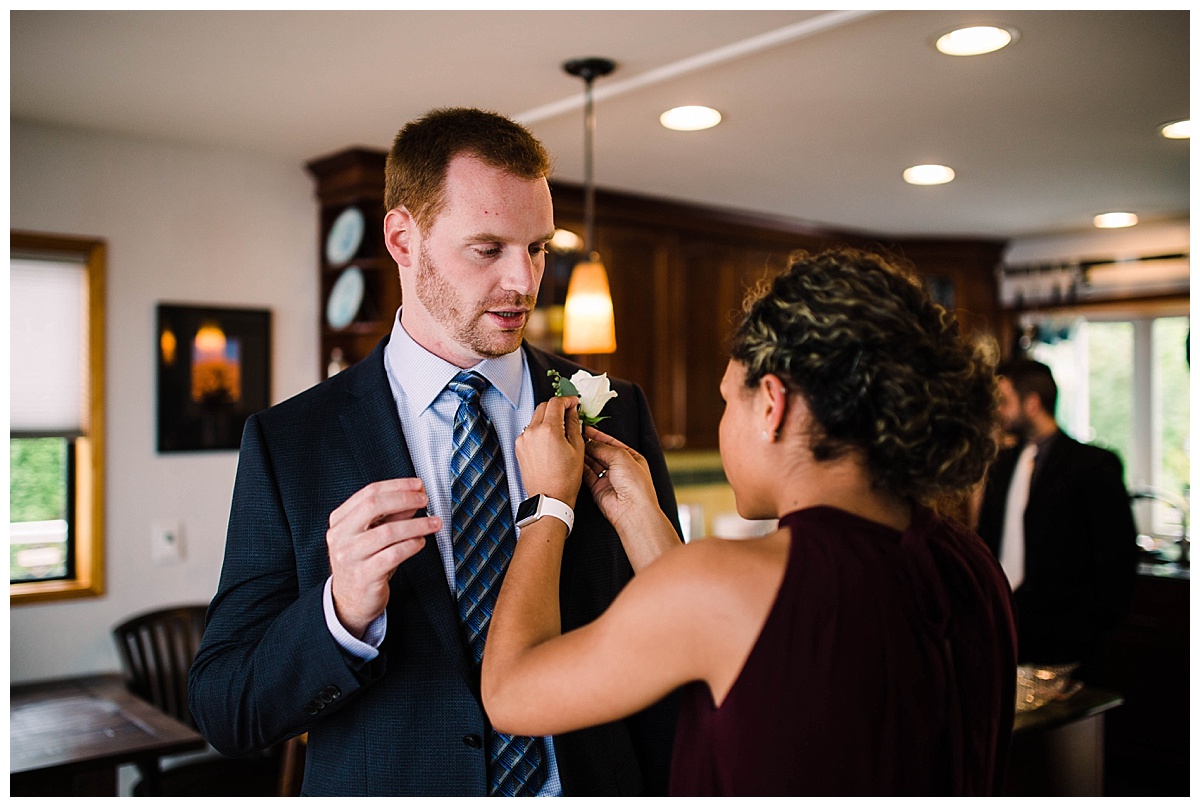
383,207 -> 416,269
1021,392 -> 1043,420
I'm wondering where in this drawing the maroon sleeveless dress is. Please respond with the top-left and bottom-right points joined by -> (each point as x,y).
669,505 -> 1017,795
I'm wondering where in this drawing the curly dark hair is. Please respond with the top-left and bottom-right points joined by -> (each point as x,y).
385,107 -> 552,230
730,246 -> 998,506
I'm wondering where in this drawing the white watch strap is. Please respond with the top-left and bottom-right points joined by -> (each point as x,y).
520,495 -> 575,535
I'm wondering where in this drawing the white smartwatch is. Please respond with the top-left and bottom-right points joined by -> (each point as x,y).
515,494 -> 574,535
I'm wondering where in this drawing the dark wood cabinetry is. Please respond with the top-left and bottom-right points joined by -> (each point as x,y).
551,183 -> 833,450
306,149 -> 396,377
305,147 -> 1005,448
552,182 -> 1005,450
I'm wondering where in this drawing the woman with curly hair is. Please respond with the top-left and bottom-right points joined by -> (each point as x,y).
482,247 -> 1017,795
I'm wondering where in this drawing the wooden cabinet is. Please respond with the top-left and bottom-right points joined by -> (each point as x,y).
551,183 -> 836,450
304,148 -> 1005,449
552,186 -> 1008,450
306,148 -> 396,377
843,236 -> 1008,343
1099,567 -> 1190,794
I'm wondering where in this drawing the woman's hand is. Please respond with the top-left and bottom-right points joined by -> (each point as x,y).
583,427 -> 657,526
516,397 -> 585,508
584,427 -> 681,571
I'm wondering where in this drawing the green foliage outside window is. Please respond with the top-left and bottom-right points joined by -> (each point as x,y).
1086,322 -> 1134,477
1086,317 -> 1192,501
1154,318 -> 1190,499
10,437 -> 70,582
10,438 -> 67,522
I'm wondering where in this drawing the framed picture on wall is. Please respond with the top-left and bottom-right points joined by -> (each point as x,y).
156,303 -> 271,452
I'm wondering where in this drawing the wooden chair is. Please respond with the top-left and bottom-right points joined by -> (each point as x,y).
113,605 -> 206,730
112,605 -> 284,796
276,734 -> 307,796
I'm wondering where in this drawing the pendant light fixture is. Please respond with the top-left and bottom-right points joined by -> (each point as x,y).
561,57 -> 617,355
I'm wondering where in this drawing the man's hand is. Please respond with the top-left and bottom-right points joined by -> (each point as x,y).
327,478 -> 440,638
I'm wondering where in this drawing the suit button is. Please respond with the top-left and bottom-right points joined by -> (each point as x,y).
463,734 -> 483,749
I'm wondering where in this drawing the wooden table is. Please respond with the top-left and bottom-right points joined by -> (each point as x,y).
11,672 -> 207,796
1006,687 -> 1124,796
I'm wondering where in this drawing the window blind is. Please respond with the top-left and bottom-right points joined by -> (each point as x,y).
10,257 -> 87,436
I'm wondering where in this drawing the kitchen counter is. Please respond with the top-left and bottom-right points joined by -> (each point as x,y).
1005,687 -> 1124,796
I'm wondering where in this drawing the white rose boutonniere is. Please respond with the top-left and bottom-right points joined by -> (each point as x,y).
548,369 -> 618,427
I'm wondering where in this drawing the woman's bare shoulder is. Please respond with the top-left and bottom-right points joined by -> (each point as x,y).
634,528 -> 790,612
625,528 -> 790,705
686,528 -> 790,565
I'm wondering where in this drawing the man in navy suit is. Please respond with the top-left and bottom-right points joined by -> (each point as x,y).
188,108 -> 681,796
976,358 -> 1136,683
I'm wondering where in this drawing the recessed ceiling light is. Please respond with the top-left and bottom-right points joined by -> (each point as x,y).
935,25 -> 1018,56
1093,212 -> 1138,229
1160,119 -> 1191,139
660,106 -> 722,131
903,164 -> 956,186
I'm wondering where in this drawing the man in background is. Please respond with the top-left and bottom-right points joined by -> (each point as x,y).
976,358 -> 1137,682
189,108 -> 680,796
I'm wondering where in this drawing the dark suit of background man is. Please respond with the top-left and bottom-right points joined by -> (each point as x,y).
188,108 -> 681,796
976,358 -> 1136,683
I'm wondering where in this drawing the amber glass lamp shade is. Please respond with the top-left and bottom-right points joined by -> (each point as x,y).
562,256 -> 616,354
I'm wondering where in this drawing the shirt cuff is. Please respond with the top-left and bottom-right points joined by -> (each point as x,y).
323,576 -> 385,660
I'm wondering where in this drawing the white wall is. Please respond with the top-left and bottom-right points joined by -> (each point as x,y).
10,121 -> 321,682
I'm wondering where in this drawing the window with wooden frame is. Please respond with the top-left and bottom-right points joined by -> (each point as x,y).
10,231 -> 106,603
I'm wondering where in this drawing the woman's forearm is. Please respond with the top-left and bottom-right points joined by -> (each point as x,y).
614,506 -> 683,573
481,515 -> 570,724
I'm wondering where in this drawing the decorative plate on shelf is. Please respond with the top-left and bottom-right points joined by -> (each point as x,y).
325,206 -> 365,266
326,266 -> 365,330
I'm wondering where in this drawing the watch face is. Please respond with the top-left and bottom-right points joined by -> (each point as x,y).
516,495 -> 540,523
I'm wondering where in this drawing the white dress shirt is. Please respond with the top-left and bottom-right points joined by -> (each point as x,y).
1000,441 -> 1038,590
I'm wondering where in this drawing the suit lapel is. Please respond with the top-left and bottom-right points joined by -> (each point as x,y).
992,449 -> 1019,501
522,344 -> 558,404
340,340 -> 473,688
1026,432 -> 1070,511
522,345 -> 609,624
340,341 -> 608,693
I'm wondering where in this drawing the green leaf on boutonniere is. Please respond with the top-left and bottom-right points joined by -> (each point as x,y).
548,369 -> 617,428
551,373 -> 579,398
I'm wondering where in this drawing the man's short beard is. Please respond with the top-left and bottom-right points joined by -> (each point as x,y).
1004,416 -> 1031,442
414,246 -> 534,358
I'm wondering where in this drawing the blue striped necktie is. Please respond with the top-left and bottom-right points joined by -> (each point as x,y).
447,371 -> 546,797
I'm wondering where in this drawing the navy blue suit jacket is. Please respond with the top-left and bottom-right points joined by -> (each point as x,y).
188,337 -> 681,796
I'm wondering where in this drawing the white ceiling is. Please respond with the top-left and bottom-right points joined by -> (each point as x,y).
10,9 -> 1191,241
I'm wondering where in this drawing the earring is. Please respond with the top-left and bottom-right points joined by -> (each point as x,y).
761,430 -> 772,442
